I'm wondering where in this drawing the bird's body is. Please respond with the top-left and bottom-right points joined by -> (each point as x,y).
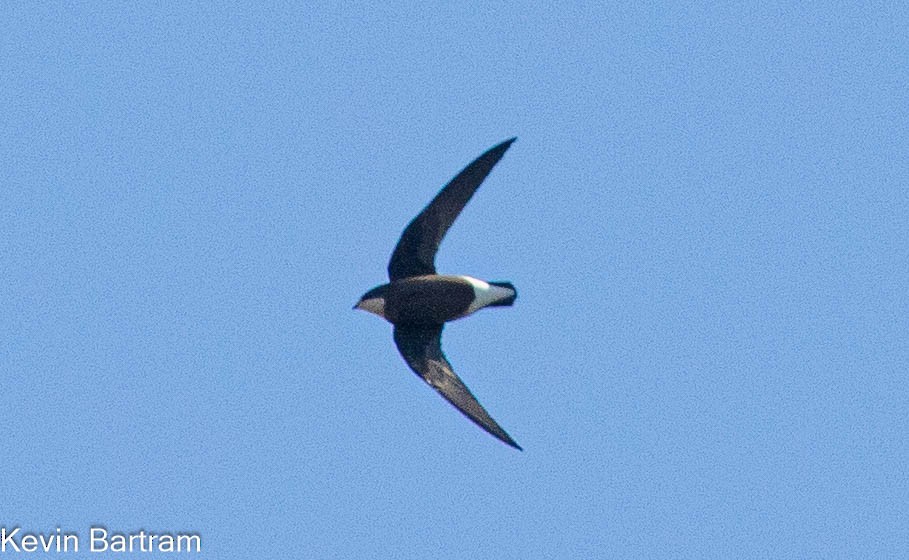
354,138 -> 522,450
357,275 -> 516,325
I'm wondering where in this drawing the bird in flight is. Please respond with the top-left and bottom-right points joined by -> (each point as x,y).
354,138 -> 522,450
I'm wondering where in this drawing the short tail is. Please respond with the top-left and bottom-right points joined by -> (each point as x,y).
488,281 -> 517,307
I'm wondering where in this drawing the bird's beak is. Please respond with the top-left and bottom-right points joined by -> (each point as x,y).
353,301 -> 362,310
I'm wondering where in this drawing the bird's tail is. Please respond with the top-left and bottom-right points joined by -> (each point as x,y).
488,281 -> 517,307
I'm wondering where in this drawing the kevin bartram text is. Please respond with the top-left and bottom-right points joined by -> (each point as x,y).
1,526 -> 200,553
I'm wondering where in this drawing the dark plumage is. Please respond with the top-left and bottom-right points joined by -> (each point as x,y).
354,138 -> 521,450
388,139 -> 516,281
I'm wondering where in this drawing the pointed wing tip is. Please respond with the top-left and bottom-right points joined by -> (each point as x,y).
484,137 -> 517,162
492,424 -> 522,450
482,138 -> 517,157
461,418 -> 523,451
499,137 -> 517,149
483,422 -> 523,451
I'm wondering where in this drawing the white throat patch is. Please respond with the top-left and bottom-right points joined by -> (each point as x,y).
357,297 -> 386,318
461,276 -> 514,314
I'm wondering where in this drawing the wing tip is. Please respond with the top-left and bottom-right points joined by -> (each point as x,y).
487,422 -> 523,451
498,136 -> 517,150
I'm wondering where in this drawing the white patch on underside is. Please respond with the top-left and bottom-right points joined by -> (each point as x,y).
460,276 -> 514,314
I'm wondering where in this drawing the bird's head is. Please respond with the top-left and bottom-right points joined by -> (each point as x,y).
353,284 -> 389,318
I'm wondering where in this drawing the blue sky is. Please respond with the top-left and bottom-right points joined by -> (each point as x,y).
3,3 -> 907,558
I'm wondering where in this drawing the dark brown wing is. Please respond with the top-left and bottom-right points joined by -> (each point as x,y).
387,138 -> 516,281
393,324 -> 521,450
